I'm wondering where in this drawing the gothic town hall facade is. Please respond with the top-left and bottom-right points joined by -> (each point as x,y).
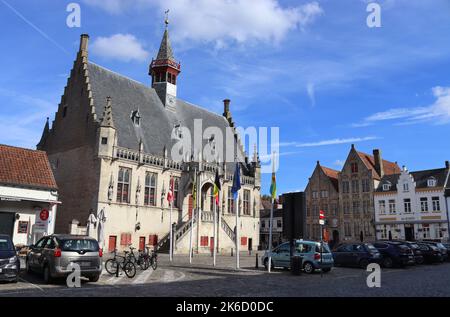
37,28 -> 261,254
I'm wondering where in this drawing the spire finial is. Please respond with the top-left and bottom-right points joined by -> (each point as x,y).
165,9 -> 170,28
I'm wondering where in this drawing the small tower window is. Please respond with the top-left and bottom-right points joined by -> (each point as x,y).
101,137 -> 108,145
131,110 -> 141,126
428,177 -> 437,187
168,73 -> 172,83
382,182 -> 391,191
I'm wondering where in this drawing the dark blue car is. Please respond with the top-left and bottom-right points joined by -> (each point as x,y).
0,235 -> 20,283
373,241 -> 415,268
332,243 -> 382,268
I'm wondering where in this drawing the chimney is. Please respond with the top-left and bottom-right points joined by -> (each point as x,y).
446,161 -> 449,169
373,149 -> 384,178
79,34 -> 89,56
223,99 -> 231,115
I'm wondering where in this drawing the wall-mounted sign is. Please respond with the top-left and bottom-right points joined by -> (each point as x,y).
17,221 -> 29,234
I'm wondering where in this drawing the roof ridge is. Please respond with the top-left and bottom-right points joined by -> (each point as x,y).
0,143 -> 46,154
88,62 -> 148,88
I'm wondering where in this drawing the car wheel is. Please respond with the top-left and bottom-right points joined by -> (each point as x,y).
359,259 -> 369,269
382,257 -> 393,268
416,257 -> 425,265
88,275 -> 100,283
43,265 -> 52,284
303,262 -> 315,274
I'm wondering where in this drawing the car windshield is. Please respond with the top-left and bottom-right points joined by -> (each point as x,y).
0,238 -> 13,251
409,244 -> 419,249
436,243 -> 445,249
365,244 -> 378,251
60,239 -> 99,252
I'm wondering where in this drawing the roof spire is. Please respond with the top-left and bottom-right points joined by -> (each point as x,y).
165,9 -> 170,29
101,97 -> 115,128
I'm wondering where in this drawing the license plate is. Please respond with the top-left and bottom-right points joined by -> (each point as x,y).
73,262 -> 91,267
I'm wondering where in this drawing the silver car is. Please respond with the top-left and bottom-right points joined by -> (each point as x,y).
262,240 -> 334,274
26,234 -> 103,284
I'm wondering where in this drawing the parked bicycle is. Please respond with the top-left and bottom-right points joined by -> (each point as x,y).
104,249 -> 137,278
144,245 -> 158,270
125,246 -> 149,270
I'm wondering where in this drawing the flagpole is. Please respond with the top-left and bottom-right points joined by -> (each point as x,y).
169,177 -> 173,263
213,191 -> 217,267
189,169 -> 196,264
236,189 -> 239,269
268,198 -> 274,273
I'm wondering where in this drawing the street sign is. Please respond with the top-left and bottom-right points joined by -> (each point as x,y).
319,210 -> 325,220
319,219 -> 325,225
40,209 -> 49,221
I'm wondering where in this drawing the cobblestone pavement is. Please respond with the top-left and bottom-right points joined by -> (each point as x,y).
1,253 -> 450,297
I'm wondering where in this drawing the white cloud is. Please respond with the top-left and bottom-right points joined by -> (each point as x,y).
91,34 -> 149,62
354,86 -> 450,127
334,160 -> 345,167
306,83 -> 316,107
277,136 -> 378,148
84,0 -> 323,46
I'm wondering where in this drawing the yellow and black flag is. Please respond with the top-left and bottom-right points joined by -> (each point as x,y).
213,169 -> 221,206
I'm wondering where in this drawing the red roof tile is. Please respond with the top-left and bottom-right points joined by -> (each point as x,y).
320,166 -> 339,191
0,144 -> 57,190
357,151 -> 401,179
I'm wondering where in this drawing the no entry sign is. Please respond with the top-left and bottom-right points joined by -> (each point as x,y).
40,209 -> 49,221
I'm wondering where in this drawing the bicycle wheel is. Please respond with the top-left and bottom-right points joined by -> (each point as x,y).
124,261 -> 136,278
141,256 -> 150,270
151,257 -> 158,270
105,259 -> 118,275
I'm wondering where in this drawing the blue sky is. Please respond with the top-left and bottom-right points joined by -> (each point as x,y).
0,0 -> 450,195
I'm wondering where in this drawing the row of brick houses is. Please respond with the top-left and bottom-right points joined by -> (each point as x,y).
305,145 -> 450,245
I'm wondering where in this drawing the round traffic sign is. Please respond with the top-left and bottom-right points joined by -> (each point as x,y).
40,209 -> 49,221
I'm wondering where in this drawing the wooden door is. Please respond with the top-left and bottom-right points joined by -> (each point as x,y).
139,237 -> 146,251
108,236 -> 117,253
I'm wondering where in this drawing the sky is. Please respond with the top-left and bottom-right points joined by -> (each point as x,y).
0,0 -> 450,195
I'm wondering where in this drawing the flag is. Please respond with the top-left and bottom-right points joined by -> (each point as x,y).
213,169 -> 221,206
167,177 -> 174,203
270,152 -> 277,200
231,162 -> 241,200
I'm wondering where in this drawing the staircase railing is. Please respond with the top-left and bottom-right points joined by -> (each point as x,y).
221,217 -> 236,242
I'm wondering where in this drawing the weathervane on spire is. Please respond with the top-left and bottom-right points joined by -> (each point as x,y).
165,9 -> 170,28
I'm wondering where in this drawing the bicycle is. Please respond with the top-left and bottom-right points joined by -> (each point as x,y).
144,245 -> 158,270
125,246 -> 149,270
104,249 -> 137,278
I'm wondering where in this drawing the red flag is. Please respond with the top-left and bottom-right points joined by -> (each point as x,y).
167,177 -> 174,203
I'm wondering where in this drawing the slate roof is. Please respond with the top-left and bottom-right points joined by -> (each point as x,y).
0,144 -> 57,190
156,29 -> 174,60
357,151 -> 401,179
376,168 -> 448,192
87,62 -> 245,172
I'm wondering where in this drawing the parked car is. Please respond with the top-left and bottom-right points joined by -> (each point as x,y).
262,240 -> 334,274
421,241 -> 448,262
442,243 -> 450,261
0,235 -> 20,283
416,242 -> 443,264
332,243 -> 382,268
26,234 -> 103,284
372,241 -> 415,268
392,241 -> 424,265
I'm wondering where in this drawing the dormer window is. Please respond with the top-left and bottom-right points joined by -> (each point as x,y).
403,183 -> 409,192
382,182 -> 391,191
131,110 -> 141,126
428,177 -> 437,187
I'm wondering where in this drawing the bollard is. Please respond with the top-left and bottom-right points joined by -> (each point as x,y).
116,261 -> 119,277
255,253 -> 259,269
231,248 -> 234,257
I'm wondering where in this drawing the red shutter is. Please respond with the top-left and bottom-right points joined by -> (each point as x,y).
241,237 -> 247,246
200,236 -> 209,247
148,235 -> 158,246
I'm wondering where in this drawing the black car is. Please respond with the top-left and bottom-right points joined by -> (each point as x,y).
392,241 -> 424,265
422,241 -> 448,262
416,242 -> 443,264
373,241 -> 415,268
442,243 -> 450,261
333,243 -> 382,268
0,235 -> 20,283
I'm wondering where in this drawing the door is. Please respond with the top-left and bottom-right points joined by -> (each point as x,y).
405,227 -> 414,241
29,237 -> 47,269
273,243 -> 290,268
210,237 -> 214,253
0,212 -> 15,238
248,238 -> 253,251
108,236 -> 117,253
139,237 -> 146,251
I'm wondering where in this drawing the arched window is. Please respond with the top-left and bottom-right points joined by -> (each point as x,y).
144,172 -> 157,206
173,177 -> 180,208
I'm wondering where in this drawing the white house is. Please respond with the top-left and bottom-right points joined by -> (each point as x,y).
374,162 -> 450,242
0,144 -> 59,246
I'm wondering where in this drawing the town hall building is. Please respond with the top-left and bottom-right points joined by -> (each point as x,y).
37,24 -> 261,254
